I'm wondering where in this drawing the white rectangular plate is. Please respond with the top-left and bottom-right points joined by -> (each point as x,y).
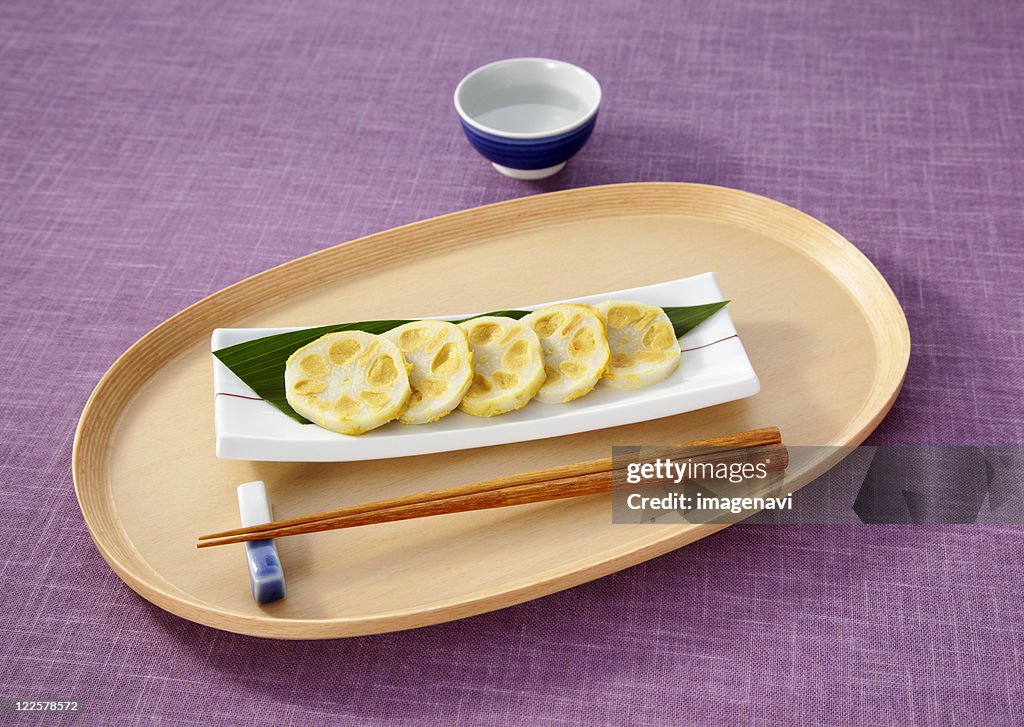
212,273 -> 759,461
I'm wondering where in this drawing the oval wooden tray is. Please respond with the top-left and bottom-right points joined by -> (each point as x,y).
73,183 -> 910,638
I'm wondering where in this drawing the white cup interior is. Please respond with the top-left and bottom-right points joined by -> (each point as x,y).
455,58 -> 602,139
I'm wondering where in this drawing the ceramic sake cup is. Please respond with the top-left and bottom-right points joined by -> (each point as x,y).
454,58 -> 602,180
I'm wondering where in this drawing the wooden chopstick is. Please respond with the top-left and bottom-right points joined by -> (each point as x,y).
197,427 -> 783,548
195,428 -> 778,548
198,442 -> 787,548
197,428 -> 783,547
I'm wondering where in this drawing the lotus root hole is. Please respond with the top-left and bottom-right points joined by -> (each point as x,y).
360,391 -> 390,410
606,305 -> 642,329
502,339 -> 532,370
469,323 -> 501,346
398,327 -> 431,353
420,378 -> 450,398
560,312 -> 584,337
492,370 -> 520,390
420,328 -> 445,353
333,395 -> 362,417
366,355 -> 399,387
468,374 -> 492,396
293,378 -> 327,395
642,323 -> 675,350
431,342 -> 461,376
634,309 -> 659,331
498,325 -> 523,347
569,327 -> 597,358
611,352 -> 635,369
559,361 -> 587,379
298,354 -> 328,377
357,340 -> 382,367
533,312 -> 564,338
328,338 -> 361,366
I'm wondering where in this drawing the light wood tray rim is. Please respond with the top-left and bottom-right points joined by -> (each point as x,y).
73,182 -> 910,638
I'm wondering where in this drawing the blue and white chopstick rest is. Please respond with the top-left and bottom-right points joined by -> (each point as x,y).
236,480 -> 286,604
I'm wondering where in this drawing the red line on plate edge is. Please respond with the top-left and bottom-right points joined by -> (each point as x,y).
681,334 -> 738,352
214,336 -> 740,400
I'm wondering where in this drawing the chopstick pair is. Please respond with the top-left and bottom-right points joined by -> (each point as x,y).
196,427 -> 785,549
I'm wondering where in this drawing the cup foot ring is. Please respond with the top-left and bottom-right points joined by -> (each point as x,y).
491,162 -> 567,180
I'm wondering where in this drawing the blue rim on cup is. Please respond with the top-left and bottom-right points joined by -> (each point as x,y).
454,58 -> 602,180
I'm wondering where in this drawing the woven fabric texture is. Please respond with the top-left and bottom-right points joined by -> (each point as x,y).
1,0 -> 1022,724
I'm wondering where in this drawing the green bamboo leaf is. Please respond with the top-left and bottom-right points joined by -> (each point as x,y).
213,302 -> 728,423
663,301 -> 730,337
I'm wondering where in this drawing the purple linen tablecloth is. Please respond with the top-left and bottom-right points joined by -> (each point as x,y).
2,0 -> 1022,724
